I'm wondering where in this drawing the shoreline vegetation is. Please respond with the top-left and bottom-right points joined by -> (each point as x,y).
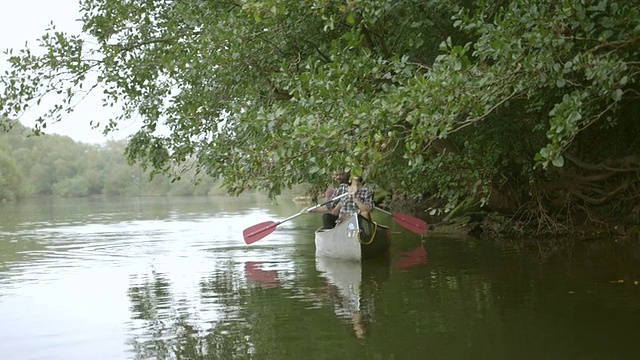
1,121 -> 638,244
1,1 -> 639,248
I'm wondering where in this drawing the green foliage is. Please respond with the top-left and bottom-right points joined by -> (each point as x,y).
1,0 -> 639,224
53,176 -> 91,197
0,151 -> 23,201
455,0 -> 639,170
0,123 -> 222,199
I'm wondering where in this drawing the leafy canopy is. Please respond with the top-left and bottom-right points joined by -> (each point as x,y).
1,0 -> 638,217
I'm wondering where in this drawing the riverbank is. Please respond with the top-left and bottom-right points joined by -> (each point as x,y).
426,211 -> 640,245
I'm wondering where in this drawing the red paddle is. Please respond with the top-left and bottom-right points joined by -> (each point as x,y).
375,207 -> 428,236
243,192 -> 349,245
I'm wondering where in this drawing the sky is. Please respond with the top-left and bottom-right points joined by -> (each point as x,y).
0,0 -> 141,144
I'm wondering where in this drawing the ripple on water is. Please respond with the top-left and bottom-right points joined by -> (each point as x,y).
1,207 -> 333,359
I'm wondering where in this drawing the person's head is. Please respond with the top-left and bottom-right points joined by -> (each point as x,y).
331,170 -> 350,184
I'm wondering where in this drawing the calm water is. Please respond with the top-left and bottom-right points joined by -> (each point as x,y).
0,196 -> 639,360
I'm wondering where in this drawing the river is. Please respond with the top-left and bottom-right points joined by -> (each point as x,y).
0,195 -> 638,359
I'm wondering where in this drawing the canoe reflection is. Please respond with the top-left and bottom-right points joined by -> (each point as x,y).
316,257 -> 390,339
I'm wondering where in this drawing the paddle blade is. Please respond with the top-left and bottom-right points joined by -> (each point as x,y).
392,213 -> 428,236
243,221 -> 278,244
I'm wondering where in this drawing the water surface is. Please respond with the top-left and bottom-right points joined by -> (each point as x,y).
0,196 -> 638,359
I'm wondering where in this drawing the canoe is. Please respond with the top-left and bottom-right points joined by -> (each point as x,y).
314,213 -> 391,261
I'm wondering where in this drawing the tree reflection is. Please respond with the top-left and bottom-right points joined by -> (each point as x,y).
127,265 -> 256,359
126,258 -> 390,359
127,270 -> 180,359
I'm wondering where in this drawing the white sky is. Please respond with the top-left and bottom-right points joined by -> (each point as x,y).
0,0 -> 141,144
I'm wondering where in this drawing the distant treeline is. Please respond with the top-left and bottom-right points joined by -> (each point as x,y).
0,122 -> 224,201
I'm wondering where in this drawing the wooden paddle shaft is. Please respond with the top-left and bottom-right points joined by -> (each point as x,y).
301,192 -> 349,217
375,207 -> 392,216
244,193 -> 350,244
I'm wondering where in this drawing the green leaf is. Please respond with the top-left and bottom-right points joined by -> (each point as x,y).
552,155 -> 565,168
612,88 -> 623,101
346,13 -> 355,25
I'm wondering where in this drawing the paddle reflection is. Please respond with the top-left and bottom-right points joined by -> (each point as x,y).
244,261 -> 280,289
396,244 -> 428,271
315,257 -> 390,339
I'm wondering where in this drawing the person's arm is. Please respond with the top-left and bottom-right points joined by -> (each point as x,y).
331,202 -> 342,216
353,187 -> 374,212
325,187 -> 335,200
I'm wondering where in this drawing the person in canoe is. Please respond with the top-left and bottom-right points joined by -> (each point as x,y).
325,170 -> 351,200
303,173 -> 374,228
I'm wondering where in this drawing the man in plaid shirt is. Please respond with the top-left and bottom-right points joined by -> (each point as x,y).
304,174 -> 374,228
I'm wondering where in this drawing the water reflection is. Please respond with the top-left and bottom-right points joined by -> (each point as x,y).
245,262 -> 279,289
125,256 -> 392,358
2,197 -> 640,360
127,266 -> 251,360
316,257 -> 390,339
127,270 -> 176,359
396,244 -> 428,271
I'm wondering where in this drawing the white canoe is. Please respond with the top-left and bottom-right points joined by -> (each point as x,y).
314,213 -> 391,261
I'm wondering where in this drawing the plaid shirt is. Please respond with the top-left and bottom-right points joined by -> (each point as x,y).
327,183 -> 374,218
